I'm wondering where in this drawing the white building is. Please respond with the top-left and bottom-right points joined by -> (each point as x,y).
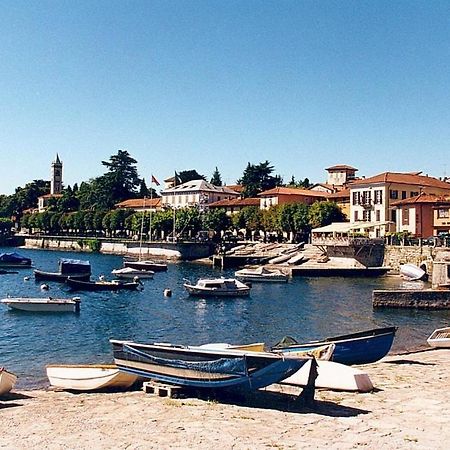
160,179 -> 240,209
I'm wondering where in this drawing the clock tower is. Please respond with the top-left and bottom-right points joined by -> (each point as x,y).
51,153 -> 63,195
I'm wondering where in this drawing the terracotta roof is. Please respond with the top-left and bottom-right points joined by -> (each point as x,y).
351,172 -> 450,190
225,184 -> 244,193
391,193 -> 450,206
258,187 -> 329,197
326,165 -> 358,171
208,198 -> 260,208
115,198 -> 161,209
328,188 -> 350,199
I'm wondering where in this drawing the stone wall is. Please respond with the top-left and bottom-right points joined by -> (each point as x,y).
373,289 -> 450,309
383,245 -> 436,274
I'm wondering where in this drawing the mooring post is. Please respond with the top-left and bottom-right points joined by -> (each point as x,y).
297,357 -> 318,407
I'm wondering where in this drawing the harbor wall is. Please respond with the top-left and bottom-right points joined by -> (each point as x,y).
22,236 -> 214,261
373,289 -> 450,309
326,243 -> 385,267
383,245 -> 438,274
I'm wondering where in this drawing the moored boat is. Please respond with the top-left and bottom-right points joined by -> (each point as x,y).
123,259 -> 168,272
272,326 -> 397,365
427,327 -> 450,348
183,278 -> 251,297
0,296 -> 81,313
66,277 -> 142,291
0,252 -> 32,268
34,258 -> 91,282
46,364 -> 139,391
0,367 -> 17,396
400,263 -> 428,281
111,340 -> 308,393
111,267 -> 154,279
234,266 -> 288,283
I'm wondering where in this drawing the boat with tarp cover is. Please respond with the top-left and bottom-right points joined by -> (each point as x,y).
272,326 -> 397,365
111,340 -> 308,394
34,258 -> 91,282
0,252 -> 32,268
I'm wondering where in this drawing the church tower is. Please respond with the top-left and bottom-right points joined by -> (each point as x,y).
51,154 -> 63,195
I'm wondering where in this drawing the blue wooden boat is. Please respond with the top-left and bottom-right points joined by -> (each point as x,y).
34,258 -> 91,282
0,252 -> 32,268
110,340 -> 308,393
272,326 -> 397,365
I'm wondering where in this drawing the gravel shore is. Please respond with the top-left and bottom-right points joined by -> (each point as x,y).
1,349 -> 449,449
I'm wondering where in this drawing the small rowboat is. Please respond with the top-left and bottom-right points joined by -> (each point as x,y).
46,364 -> 139,391
234,267 -> 288,283
0,367 -> 17,396
111,267 -> 154,279
183,278 -> 251,297
400,263 -> 428,281
123,260 -> 168,272
427,327 -> 450,348
1,297 -> 81,313
66,277 -> 142,291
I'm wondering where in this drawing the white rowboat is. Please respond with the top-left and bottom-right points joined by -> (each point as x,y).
0,368 -> 17,396
234,266 -> 288,283
46,364 -> 139,391
427,327 -> 450,348
111,267 -> 154,279
1,297 -> 81,313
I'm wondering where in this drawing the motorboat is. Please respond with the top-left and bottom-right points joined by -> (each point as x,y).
427,327 -> 450,348
0,296 -> 81,313
111,267 -> 154,279
111,340 -> 309,394
183,278 -> 251,297
281,359 -> 374,392
123,259 -> 168,272
46,364 -> 139,391
66,277 -> 142,291
0,367 -> 17,396
234,266 -> 288,283
34,258 -> 91,282
272,326 -> 397,365
400,263 -> 428,281
0,252 -> 32,268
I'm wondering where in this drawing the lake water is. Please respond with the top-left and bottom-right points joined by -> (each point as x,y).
1,247 -> 449,388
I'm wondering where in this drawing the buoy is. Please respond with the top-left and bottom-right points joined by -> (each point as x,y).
40,283 -> 49,291
164,288 -> 172,297
99,275 -> 105,281
23,276 -> 30,281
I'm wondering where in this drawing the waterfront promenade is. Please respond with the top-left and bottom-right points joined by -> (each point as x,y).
1,348 -> 449,449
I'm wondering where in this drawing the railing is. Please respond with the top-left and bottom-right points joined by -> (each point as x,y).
311,236 -> 384,246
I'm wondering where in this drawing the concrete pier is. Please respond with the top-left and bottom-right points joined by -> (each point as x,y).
373,289 -> 450,309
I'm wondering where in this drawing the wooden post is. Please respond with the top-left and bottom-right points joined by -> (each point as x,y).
297,358 -> 318,407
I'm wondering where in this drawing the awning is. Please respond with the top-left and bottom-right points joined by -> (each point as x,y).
312,221 -> 393,234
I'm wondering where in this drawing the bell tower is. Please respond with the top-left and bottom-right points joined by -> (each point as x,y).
51,154 -> 63,195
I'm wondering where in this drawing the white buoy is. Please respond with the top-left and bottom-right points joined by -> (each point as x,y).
164,288 -> 172,297
40,283 -> 49,291
23,276 -> 30,281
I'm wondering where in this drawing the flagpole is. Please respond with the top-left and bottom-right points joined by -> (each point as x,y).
149,178 -> 153,243
139,196 -> 146,261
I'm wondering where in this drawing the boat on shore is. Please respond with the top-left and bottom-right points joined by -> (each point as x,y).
123,259 -> 168,272
34,258 -> 91,282
111,340 -> 308,393
0,252 -> 32,268
400,263 -> 428,281
196,342 -> 266,352
66,277 -> 142,291
46,364 -> 139,391
234,266 -> 288,283
111,267 -> 154,279
0,367 -> 17,396
183,278 -> 251,297
1,296 -> 81,313
281,359 -> 374,392
272,326 -> 397,365
427,327 -> 450,348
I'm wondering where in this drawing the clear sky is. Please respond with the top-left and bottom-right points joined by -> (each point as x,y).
1,0 -> 450,194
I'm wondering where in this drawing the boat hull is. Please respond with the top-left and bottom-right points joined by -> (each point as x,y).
111,340 -> 307,393
273,327 -> 397,365
124,261 -> 168,272
1,297 -> 80,313
66,278 -> 141,291
427,327 -> 450,348
184,285 -> 250,297
0,369 -> 18,396
34,270 -> 90,282
46,364 -> 139,391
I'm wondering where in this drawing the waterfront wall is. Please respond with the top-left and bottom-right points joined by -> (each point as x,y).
23,236 -> 214,261
373,289 -> 450,309
383,245 -> 437,273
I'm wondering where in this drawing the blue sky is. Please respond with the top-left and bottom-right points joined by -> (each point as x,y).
1,0 -> 450,194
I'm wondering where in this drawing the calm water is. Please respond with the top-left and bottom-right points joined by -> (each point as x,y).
1,247 -> 449,388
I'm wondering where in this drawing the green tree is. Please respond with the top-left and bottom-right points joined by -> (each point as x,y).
175,207 -> 202,237
152,209 -> 174,237
210,167 -> 223,186
178,169 -> 205,184
238,161 -> 282,198
0,218 -> 13,234
202,208 -> 231,233
308,201 -> 346,228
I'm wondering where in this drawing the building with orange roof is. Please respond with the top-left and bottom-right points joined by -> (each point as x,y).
325,164 -> 358,187
258,187 -> 329,210
115,197 -> 162,212
349,172 -> 450,237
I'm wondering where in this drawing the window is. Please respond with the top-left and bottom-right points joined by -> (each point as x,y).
402,208 -> 409,225
354,210 -> 359,221
410,191 -> 419,197
402,191 -> 407,199
352,191 -> 359,205
391,210 -> 396,222
389,190 -> 398,199
363,210 -> 371,221
438,208 -> 449,219
374,190 -> 383,204
362,190 -> 371,204
376,210 -> 381,222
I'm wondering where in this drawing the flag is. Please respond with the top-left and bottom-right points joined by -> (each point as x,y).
151,175 -> 160,186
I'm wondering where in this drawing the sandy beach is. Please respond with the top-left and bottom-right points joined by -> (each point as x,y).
1,348 -> 449,449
